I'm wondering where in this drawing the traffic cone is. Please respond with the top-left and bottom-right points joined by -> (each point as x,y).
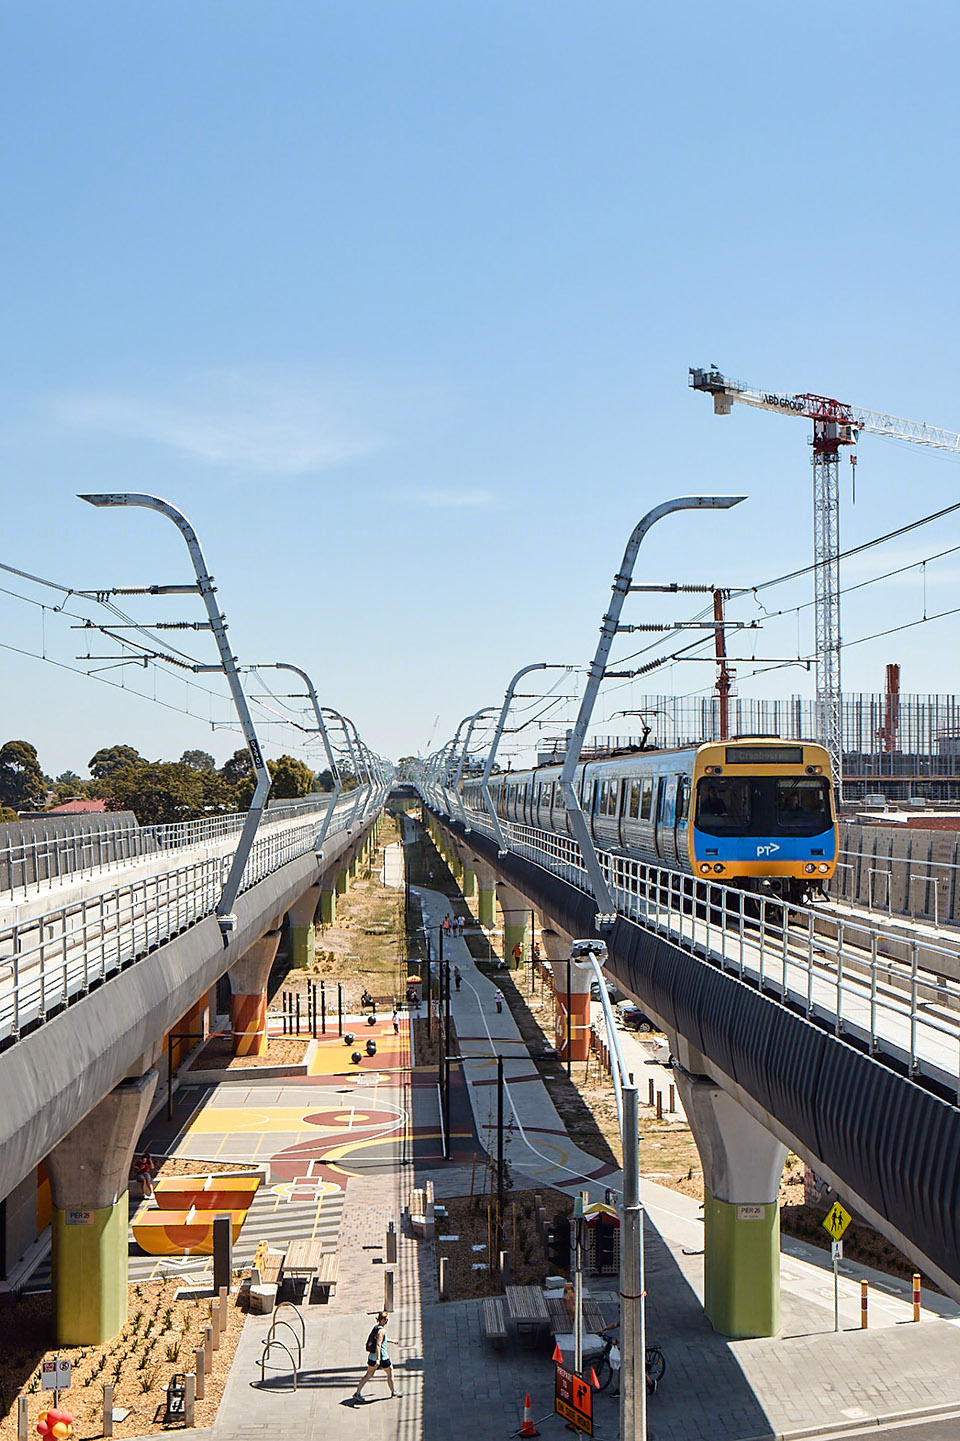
589,1367 -> 600,1389
519,1394 -> 540,1437
552,1342 -> 564,1363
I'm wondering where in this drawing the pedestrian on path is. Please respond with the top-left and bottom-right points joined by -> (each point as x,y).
512,941 -> 523,968
392,1009 -> 400,1035
453,965 -> 462,992
352,1312 -> 400,1402
494,989 -> 503,1014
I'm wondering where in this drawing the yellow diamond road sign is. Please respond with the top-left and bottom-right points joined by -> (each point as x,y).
822,1201 -> 852,1240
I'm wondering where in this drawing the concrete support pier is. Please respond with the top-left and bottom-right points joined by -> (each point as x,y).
319,886 -> 337,925
228,927 -> 282,1056
497,881 -> 529,966
541,926 -> 591,1061
287,884 -> 320,971
674,1067 -> 787,1338
476,862 -> 497,929
46,1070 -> 158,1344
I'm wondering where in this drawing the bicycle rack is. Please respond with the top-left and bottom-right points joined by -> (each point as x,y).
259,1339 -> 298,1389
264,1317 -> 302,1370
273,1301 -> 305,1349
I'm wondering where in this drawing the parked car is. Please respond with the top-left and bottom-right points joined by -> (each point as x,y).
615,999 -> 654,1032
590,978 -> 619,1002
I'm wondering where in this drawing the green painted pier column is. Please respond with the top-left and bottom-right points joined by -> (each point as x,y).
287,884 -> 320,971
46,1070 -> 158,1344
477,862 -> 497,929
319,887 -> 337,924
462,865 -> 478,899
336,868 -> 349,895
497,881 -> 529,967
675,1071 -> 787,1337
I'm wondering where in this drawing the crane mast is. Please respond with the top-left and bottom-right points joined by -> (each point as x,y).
689,367 -> 960,792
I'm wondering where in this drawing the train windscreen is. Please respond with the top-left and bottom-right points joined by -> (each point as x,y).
696,777 -> 831,837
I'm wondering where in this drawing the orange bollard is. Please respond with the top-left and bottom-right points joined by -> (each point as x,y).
913,1272 -> 921,1321
860,1280 -> 868,1328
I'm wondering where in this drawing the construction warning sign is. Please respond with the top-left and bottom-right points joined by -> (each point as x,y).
822,1201 -> 852,1241
555,1363 -> 593,1436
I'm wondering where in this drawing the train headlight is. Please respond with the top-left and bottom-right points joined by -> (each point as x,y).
805,765 -> 822,775
818,863 -> 830,873
713,863 -> 725,873
699,863 -> 712,874
804,863 -> 817,874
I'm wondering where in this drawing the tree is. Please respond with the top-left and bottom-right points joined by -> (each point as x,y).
0,740 -> 47,812
220,748 -> 253,785
97,762 -> 208,825
50,771 -> 91,805
315,768 -> 336,793
180,749 -> 216,772
89,744 -> 144,780
0,805 -> 18,824
269,754 -> 314,799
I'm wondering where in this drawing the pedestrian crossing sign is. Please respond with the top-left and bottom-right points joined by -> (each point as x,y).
822,1202 -> 851,1240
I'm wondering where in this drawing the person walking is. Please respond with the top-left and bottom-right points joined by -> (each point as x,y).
453,965 -> 462,992
512,941 -> 523,969
392,1009 -> 400,1035
352,1312 -> 400,1402
494,989 -> 504,1014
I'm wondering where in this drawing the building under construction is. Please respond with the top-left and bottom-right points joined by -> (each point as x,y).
539,690 -> 960,804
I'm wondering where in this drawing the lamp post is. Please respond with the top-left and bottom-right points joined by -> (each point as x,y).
80,492 -> 271,941
558,495 -> 746,919
479,662 -> 572,855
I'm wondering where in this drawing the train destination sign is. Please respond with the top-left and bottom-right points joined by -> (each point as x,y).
555,1362 -> 593,1435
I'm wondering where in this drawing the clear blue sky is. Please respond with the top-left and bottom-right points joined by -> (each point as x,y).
2,2 -> 958,778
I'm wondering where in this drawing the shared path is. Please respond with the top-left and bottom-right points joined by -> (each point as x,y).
128,886 -> 959,1441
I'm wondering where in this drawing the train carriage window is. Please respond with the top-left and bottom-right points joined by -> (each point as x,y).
677,776 -> 690,821
627,780 -> 641,820
695,778 -> 751,831
639,778 -> 653,821
777,778 -> 830,831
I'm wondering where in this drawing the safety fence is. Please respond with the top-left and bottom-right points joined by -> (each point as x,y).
0,788 -> 385,1044
433,798 -> 960,1100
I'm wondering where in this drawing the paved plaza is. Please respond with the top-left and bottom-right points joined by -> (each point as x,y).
123,884 -> 959,1441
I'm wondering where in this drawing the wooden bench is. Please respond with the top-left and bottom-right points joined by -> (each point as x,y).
315,1251 -> 340,1301
482,1296 -> 508,1349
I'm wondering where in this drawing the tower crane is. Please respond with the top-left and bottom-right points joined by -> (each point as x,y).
689,366 -> 960,789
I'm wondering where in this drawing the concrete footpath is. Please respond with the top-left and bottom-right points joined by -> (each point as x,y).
145,882 -> 960,1441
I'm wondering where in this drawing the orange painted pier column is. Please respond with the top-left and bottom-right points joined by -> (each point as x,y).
228,927 -> 281,1056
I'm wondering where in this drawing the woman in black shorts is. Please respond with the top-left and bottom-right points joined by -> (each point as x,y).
352,1312 -> 400,1401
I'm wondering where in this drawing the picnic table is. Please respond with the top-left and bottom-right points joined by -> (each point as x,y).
505,1285 -> 550,1336
284,1238 -> 339,1301
545,1294 -> 609,1336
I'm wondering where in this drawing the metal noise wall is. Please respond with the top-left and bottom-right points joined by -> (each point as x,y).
431,812 -> 960,1291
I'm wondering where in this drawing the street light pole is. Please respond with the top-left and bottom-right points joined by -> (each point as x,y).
251,662 -> 341,851
80,492 -> 271,941
558,495 -> 746,918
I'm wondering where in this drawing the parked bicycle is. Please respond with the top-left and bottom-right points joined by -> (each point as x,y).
592,1333 -> 666,1395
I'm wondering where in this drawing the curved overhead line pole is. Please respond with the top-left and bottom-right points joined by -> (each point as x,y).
322,709 -> 366,833
452,707 -> 498,830
559,495 -> 746,921
481,662 -> 573,855
80,492 -> 271,942
253,662 -> 341,853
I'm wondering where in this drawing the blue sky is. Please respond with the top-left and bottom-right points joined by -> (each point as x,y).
2,2 -> 958,778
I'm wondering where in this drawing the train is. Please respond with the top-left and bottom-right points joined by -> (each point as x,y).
462,736 -> 838,903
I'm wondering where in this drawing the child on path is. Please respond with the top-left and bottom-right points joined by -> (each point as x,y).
494,989 -> 504,1014
352,1312 -> 400,1402
392,1009 -> 400,1034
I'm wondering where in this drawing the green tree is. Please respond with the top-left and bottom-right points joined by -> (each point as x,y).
50,771 -> 91,805
315,768 -> 336,793
269,754 -> 314,799
0,740 -> 47,812
0,804 -> 18,824
97,762 -> 207,825
89,744 -> 144,780
220,748 -> 253,785
180,749 -> 216,772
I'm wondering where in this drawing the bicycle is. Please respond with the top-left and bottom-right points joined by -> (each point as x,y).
593,1334 -> 666,1395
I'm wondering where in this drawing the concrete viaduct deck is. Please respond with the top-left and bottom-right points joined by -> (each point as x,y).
0,791 -> 387,1342
422,802 -> 960,1337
